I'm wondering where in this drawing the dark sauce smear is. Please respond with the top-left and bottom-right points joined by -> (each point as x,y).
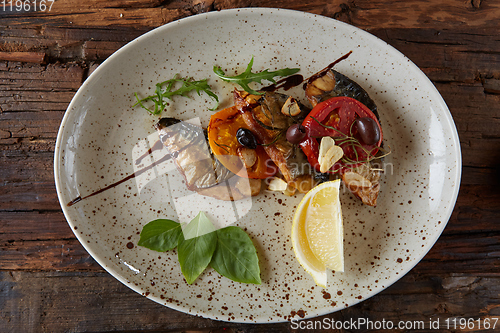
135,139 -> 164,165
67,141 -> 169,207
261,51 -> 352,92
261,74 -> 304,92
304,51 -> 353,88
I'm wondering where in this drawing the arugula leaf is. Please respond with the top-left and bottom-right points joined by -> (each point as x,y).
177,229 -> 217,284
210,226 -> 261,285
213,57 -> 300,95
137,219 -> 182,252
182,211 -> 216,240
134,74 -> 219,115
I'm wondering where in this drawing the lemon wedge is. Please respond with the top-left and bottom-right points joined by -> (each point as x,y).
291,180 -> 344,287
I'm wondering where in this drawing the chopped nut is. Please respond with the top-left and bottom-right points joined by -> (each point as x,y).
281,97 -> 302,117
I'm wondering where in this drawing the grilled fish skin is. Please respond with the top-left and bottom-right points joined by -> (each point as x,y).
155,118 -> 234,191
305,69 -> 379,120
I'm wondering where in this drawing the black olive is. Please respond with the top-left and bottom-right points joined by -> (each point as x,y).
286,124 -> 306,144
236,128 -> 258,149
355,117 -> 380,145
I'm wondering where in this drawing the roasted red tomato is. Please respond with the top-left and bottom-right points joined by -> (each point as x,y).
299,96 -> 383,173
208,106 -> 277,179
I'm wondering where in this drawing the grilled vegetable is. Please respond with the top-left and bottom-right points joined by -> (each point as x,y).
207,106 -> 277,179
300,96 -> 383,173
302,62 -> 386,206
233,89 -> 314,186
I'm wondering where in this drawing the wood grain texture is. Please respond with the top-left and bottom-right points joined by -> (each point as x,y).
1,271 -> 499,332
1,0 -> 499,331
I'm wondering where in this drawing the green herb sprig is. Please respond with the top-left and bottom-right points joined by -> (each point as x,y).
213,57 -> 300,95
138,212 -> 261,285
133,74 -> 219,115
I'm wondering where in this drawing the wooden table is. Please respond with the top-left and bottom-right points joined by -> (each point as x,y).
1,1 -> 499,332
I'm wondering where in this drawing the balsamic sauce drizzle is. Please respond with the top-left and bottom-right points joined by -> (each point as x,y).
305,51 -> 353,86
261,74 -> 304,92
261,51 -> 352,92
67,140 -> 169,207
135,139 -> 164,165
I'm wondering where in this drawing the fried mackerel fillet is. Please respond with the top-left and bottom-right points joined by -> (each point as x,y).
155,117 -> 261,201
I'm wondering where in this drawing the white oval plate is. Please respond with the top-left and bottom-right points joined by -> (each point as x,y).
54,8 -> 461,323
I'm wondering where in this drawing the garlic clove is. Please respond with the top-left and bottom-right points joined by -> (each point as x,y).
266,177 -> 288,192
319,145 -> 343,173
237,147 -> 258,168
281,96 -> 302,117
318,136 -> 335,164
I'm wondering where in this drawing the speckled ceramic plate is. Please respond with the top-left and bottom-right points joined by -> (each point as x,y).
54,8 -> 461,323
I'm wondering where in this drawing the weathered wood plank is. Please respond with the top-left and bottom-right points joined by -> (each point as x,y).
372,28 -> 500,84
0,51 -> 46,64
0,7 -> 191,28
0,111 -> 63,144
0,211 -> 73,242
0,239 -> 99,271
0,0 -> 499,31
0,0 -> 498,332
1,271 -> 498,332
0,182 -> 60,211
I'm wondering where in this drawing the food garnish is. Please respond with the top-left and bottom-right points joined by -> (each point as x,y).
213,57 -> 300,95
291,180 -> 343,287
236,128 -> 258,149
134,74 -> 219,114
138,212 -> 261,285
137,219 -> 182,252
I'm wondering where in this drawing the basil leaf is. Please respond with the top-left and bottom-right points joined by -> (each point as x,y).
211,226 -> 261,285
182,211 -> 216,240
177,230 -> 217,284
137,219 -> 182,252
